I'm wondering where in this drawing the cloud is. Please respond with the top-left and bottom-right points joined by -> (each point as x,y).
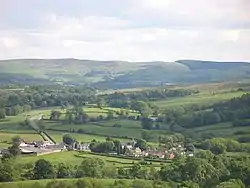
127,0 -> 250,29
0,0 -> 249,61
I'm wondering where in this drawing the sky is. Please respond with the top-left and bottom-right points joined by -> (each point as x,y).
0,0 -> 250,62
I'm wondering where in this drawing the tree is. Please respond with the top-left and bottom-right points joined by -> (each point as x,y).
180,181 -> 200,188
76,158 -> 105,178
91,141 -> 114,153
132,179 -> 153,188
33,159 -> 55,179
8,143 -> 20,157
45,180 -> 71,188
129,163 -> 142,179
11,136 -> 21,146
57,163 -> 72,179
97,98 -> 105,108
7,136 -> 21,157
216,179 -> 245,188
113,140 -> 123,155
0,161 -> 17,182
113,180 -> 130,188
65,110 -> 74,124
210,139 -> 227,155
180,157 -> 220,184
49,110 -> 61,120
106,111 -> 114,120
141,117 -> 153,130
141,131 -> 153,141
135,139 -> 147,151
0,109 -> 6,119
76,178 -> 106,188
186,143 -> 195,153
131,101 -> 152,116
62,134 -> 75,145
103,165 -> 117,178
117,167 -> 128,179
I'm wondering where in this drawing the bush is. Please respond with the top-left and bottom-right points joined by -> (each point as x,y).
113,123 -> 122,128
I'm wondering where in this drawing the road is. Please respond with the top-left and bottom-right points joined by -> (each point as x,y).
27,115 -> 56,144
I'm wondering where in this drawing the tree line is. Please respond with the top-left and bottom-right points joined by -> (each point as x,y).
104,88 -> 198,108
0,85 -> 96,119
148,93 -> 250,131
0,150 -> 249,188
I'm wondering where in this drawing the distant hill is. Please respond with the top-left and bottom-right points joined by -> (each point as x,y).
0,59 -> 250,88
177,60 -> 250,70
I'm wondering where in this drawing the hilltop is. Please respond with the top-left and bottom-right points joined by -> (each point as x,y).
0,59 -> 250,88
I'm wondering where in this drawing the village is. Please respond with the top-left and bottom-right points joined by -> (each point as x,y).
0,131 -> 194,160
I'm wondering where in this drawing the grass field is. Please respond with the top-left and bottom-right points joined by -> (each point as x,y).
17,151 -> 165,168
43,119 -> 167,141
184,121 -> 250,139
0,132 -> 42,143
18,151 -> 82,165
151,91 -> 245,110
47,131 -> 113,143
0,107 -> 140,146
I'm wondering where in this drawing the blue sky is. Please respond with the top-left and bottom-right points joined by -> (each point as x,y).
0,0 -> 249,61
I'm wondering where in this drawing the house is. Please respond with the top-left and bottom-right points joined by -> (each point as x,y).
169,153 -> 175,159
20,141 -> 28,147
126,145 -> 133,150
149,117 -> 158,122
147,150 -> 166,159
79,143 -> 90,151
33,141 -> 53,148
133,147 -> 142,157
67,142 -> 90,151
20,143 -> 65,156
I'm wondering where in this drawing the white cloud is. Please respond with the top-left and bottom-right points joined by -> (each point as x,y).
1,36 -> 21,49
128,0 -> 250,29
0,0 -> 249,61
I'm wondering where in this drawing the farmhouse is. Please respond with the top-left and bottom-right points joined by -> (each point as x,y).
20,142 -> 66,156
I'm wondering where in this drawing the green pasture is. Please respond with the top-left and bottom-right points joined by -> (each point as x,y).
185,122 -> 250,139
18,151 -> 82,165
47,131 -> 111,143
43,119 -> 167,141
97,119 -> 141,128
44,121 -> 142,139
0,132 -> 43,143
18,151 -> 165,168
151,91 -> 245,110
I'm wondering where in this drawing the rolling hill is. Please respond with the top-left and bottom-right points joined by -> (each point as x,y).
0,59 -> 250,88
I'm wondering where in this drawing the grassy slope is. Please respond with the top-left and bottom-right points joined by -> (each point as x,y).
151,91 -> 245,111
2,59 -> 250,87
186,122 -> 250,139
